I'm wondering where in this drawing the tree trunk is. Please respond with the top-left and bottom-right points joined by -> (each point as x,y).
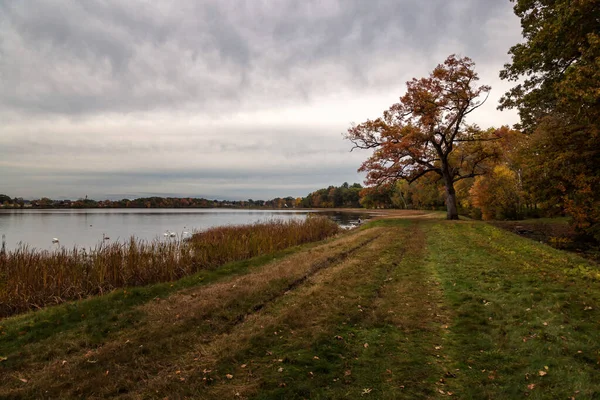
445,185 -> 459,220
442,169 -> 459,220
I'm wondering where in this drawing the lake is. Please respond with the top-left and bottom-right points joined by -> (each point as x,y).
0,209 -> 369,251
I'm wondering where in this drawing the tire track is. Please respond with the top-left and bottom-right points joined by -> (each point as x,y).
133,228 -> 400,399
234,232 -> 379,323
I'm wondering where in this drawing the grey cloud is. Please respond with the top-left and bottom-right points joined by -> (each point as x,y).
0,0 -> 521,200
0,0 -> 518,117
1,161 -> 364,200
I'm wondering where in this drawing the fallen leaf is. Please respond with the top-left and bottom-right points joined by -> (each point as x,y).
313,356 -> 320,360
527,384 -> 536,390
226,374 -> 233,379
544,366 -> 549,370
538,370 -> 547,376
0,356 -> 7,362
363,343 -> 369,348
362,388 -> 372,395
241,364 -> 247,368
19,378 -> 28,383
345,370 -> 352,376
277,367 -> 283,372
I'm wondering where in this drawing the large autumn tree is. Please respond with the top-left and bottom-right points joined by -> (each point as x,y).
499,0 -> 600,240
345,55 -> 498,220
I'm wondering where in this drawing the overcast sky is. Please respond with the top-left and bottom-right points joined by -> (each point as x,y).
0,0 -> 521,201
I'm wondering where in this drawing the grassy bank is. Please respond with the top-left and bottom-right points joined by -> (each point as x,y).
0,217 -> 340,317
490,217 -> 600,263
1,214 -> 600,398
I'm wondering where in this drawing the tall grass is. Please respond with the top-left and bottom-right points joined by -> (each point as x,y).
0,217 -> 339,317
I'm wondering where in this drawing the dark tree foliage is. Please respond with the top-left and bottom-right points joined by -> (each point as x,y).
302,183 -> 363,208
499,0 -> 600,131
500,0 -> 600,240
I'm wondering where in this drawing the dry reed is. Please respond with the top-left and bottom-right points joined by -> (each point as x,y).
0,217 -> 339,317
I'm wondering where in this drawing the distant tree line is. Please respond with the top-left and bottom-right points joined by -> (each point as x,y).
300,182 -> 363,208
0,183 -> 364,210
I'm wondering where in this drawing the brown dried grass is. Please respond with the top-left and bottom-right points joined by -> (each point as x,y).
0,217 -> 340,317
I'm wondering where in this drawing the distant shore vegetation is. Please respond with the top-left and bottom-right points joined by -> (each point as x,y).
0,182 -> 364,210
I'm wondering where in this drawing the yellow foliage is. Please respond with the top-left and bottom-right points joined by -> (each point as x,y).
470,165 -> 523,220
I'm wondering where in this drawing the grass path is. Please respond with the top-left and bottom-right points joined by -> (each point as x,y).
426,221 -> 600,398
2,216 -> 600,398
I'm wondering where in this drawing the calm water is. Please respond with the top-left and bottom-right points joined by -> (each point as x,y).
0,209 -> 368,251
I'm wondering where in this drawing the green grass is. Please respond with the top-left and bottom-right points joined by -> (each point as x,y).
2,215 -> 600,398
519,216 -> 572,225
425,221 -> 600,398
191,219 -> 444,399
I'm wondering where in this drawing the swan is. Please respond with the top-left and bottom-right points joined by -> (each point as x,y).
52,238 -> 59,243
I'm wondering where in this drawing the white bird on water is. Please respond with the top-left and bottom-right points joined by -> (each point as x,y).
52,238 -> 59,244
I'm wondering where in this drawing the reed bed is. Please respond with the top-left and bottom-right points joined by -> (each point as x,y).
0,217 -> 340,317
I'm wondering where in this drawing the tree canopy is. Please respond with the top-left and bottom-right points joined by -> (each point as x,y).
500,0 -> 600,240
499,0 -> 600,131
